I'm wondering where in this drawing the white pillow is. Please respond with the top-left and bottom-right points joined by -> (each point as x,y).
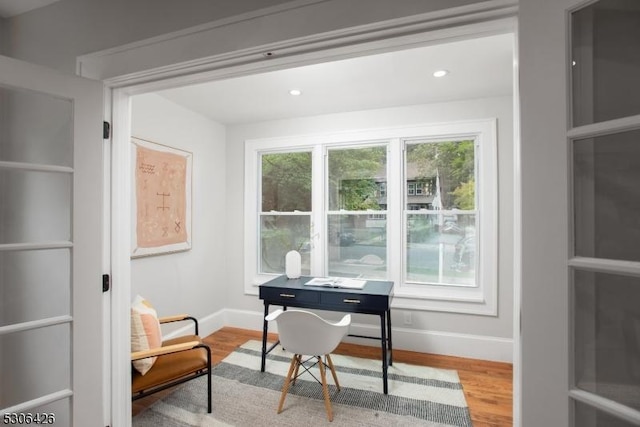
131,295 -> 162,375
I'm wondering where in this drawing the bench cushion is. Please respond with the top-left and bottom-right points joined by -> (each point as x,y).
132,335 -> 208,394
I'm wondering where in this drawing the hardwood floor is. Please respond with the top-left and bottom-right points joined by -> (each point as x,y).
133,327 -> 513,426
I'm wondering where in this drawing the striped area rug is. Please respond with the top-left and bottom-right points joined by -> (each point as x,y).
133,340 -> 472,427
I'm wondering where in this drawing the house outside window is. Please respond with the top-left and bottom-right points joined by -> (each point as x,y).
244,120 -> 497,314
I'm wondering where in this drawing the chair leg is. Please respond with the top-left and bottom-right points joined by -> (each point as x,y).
197,343 -> 213,414
325,354 -> 340,391
206,364 -> 212,414
292,354 -> 302,386
278,354 -> 298,414
317,356 -> 334,422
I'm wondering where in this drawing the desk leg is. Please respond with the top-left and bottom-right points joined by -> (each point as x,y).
261,303 -> 269,372
387,309 -> 393,366
380,313 -> 388,394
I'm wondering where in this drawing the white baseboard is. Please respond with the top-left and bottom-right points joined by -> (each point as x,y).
163,309 -> 226,340
223,308 -> 513,363
380,325 -> 513,363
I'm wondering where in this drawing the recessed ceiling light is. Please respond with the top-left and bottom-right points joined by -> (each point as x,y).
433,70 -> 449,78
289,89 -> 302,96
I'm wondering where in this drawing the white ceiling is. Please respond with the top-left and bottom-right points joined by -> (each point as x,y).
157,33 -> 514,126
0,0 -> 60,18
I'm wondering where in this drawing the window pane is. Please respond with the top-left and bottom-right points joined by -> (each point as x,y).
0,85 -> 73,166
405,139 -> 477,286
407,212 -> 476,286
406,140 -> 475,210
574,400 -> 637,427
0,323 -> 70,408
0,169 -> 71,244
573,130 -> 640,262
327,146 -> 386,211
260,215 -> 310,275
327,214 -> 386,279
574,270 -> 640,411
261,151 -> 311,212
32,399 -> 70,427
572,0 -> 640,127
1,249 -> 70,327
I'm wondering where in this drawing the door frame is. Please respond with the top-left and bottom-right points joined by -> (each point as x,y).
83,2 -> 521,425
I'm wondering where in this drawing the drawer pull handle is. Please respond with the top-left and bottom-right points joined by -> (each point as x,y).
343,299 -> 361,304
279,293 -> 296,298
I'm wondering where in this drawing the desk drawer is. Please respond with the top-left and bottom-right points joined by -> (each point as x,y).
260,287 -> 319,306
320,292 -> 388,312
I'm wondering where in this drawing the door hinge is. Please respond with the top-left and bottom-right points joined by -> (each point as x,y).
103,121 -> 111,139
103,274 -> 110,292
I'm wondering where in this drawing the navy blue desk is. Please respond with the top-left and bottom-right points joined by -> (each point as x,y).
259,275 -> 394,394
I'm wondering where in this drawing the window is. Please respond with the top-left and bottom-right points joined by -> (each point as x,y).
327,145 -> 387,279
378,182 -> 387,198
405,139 -> 476,287
259,151 -> 312,275
245,120 -> 497,314
408,182 -> 416,195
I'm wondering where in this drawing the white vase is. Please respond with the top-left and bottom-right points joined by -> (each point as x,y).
285,250 -> 301,279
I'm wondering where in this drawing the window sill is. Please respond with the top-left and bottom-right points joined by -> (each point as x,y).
392,287 -> 497,316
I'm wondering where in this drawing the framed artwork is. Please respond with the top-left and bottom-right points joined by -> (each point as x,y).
131,137 -> 192,257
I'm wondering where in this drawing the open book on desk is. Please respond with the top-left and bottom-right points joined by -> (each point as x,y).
303,277 -> 367,289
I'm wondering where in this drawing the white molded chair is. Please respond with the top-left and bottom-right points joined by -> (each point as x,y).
265,309 -> 351,422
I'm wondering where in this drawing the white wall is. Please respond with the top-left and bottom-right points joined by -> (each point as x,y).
127,92 -> 514,361
225,95 -> 514,361
130,93 -> 227,335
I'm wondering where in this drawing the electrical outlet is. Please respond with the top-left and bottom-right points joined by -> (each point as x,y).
403,311 -> 412,325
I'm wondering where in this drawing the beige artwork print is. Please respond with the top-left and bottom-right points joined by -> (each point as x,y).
136,145 -> 188,248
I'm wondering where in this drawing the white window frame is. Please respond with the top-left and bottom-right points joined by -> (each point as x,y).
244,119 -> 497,315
